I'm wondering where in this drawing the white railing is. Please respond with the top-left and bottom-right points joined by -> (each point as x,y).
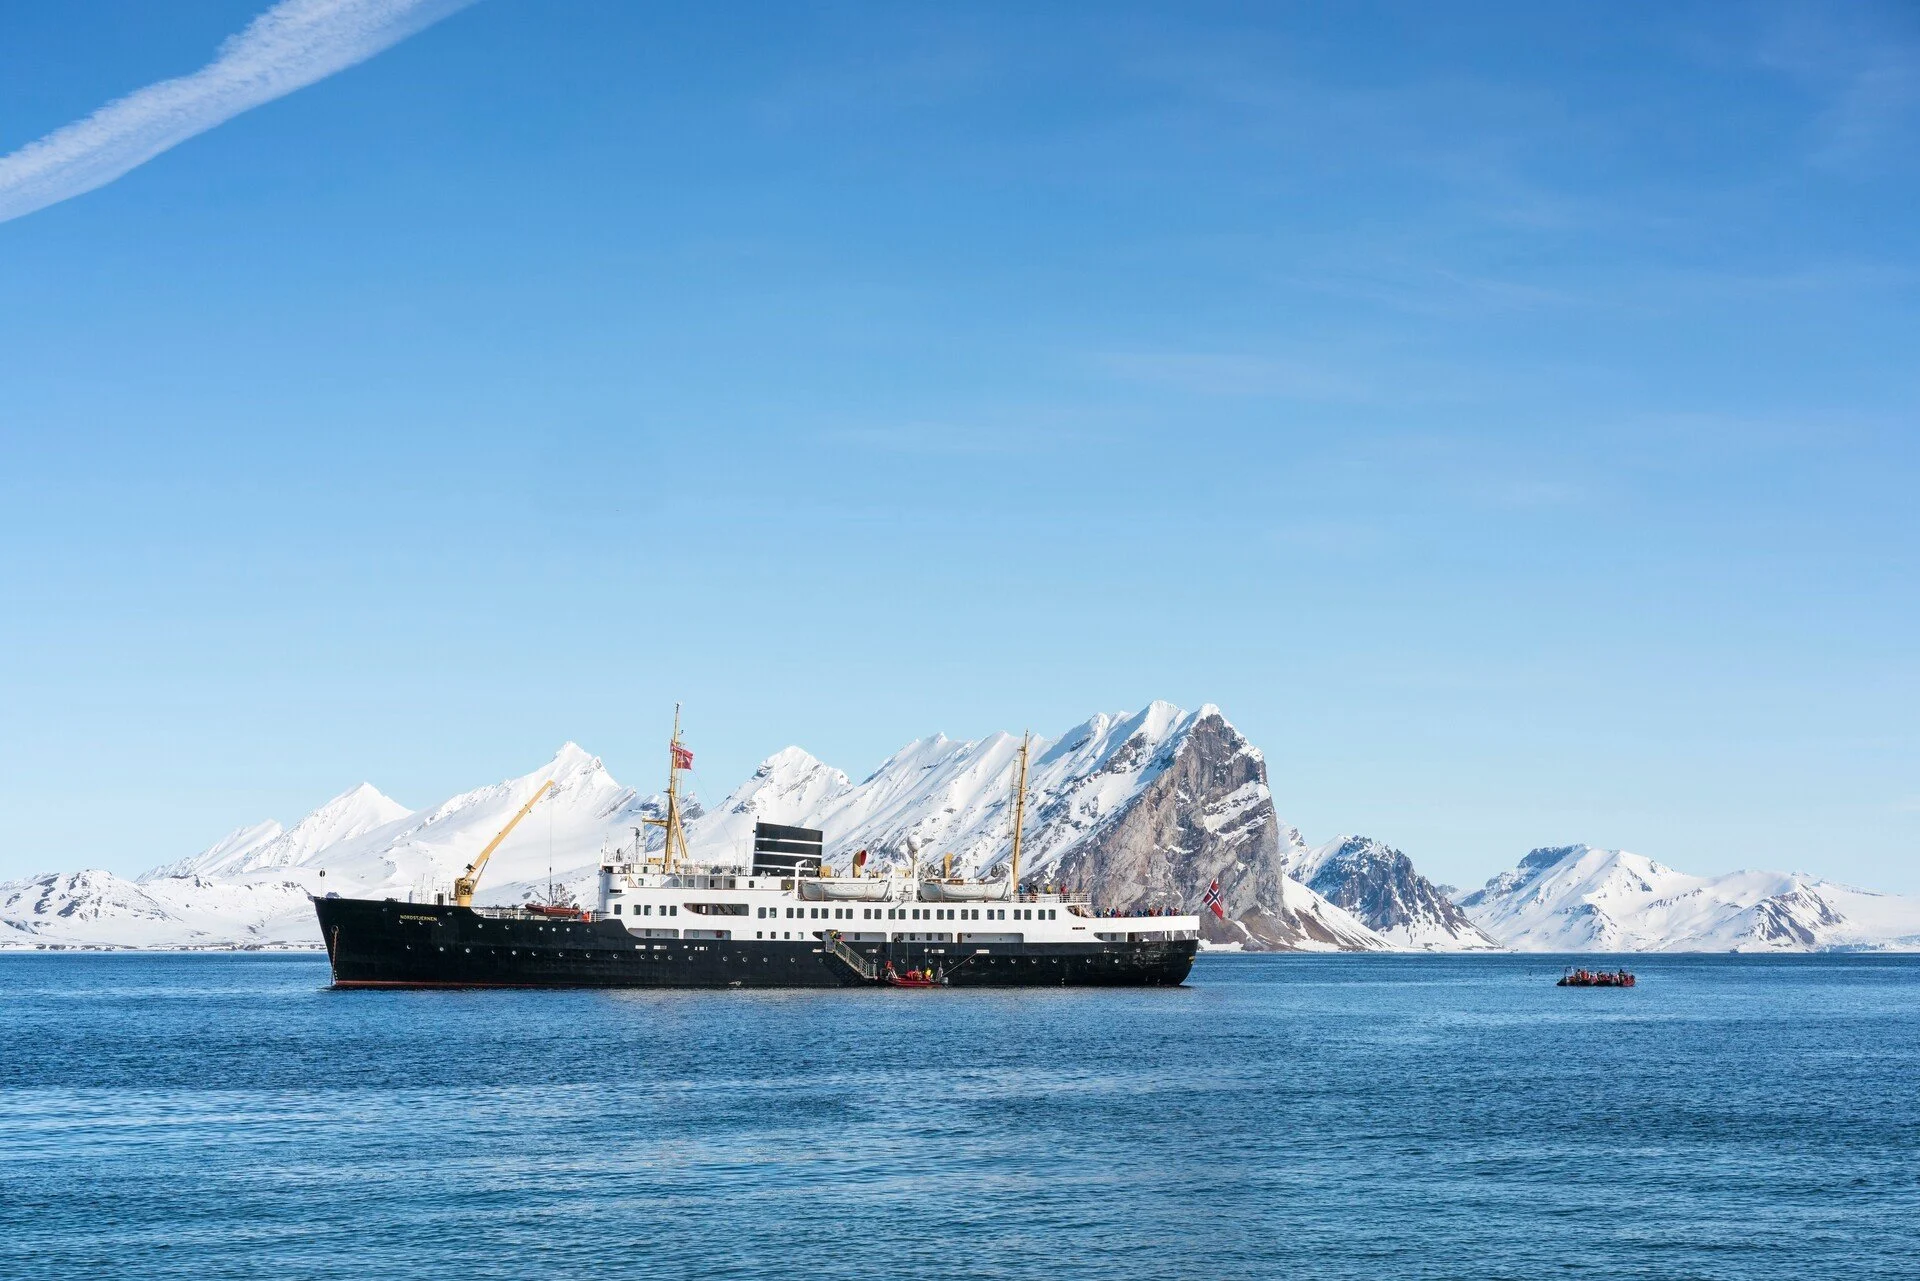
1069,904 -> 1196,920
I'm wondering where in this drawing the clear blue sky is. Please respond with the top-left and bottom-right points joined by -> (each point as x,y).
1,1 -> 1915,893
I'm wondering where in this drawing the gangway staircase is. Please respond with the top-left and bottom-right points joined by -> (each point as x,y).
823,932 -> 879,982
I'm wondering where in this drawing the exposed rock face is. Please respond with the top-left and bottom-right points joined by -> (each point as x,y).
1291,836 -> 1500,950
1049,711 -> 1385,952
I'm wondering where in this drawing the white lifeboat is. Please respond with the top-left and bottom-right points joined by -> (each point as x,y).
917,876 -> 1012,903
796,876 -> 895,902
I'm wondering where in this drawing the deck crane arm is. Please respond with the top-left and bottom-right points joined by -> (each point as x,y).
453,778 -> 557,907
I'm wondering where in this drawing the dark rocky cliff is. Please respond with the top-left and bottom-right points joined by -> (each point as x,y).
1053,711 -> 1384,952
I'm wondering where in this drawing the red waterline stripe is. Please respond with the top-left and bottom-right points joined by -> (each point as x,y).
329,979 -> 557,990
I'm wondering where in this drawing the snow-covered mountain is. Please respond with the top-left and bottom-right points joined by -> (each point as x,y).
1290,836 -> 1499,950
142,784 -> 411,879
1459,845 -> 1920,952
2,744 -> 657,950
0,703 -> 1389,953
0,870 -> 317,950
140,819 -> 284,880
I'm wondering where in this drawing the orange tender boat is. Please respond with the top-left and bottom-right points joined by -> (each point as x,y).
883,963 -> 944,988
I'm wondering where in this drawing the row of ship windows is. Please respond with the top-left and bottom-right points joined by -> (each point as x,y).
603,928 -> 1000,942
757,906 -> 1053,922
749,932 -> 956,941
607,904 -> 1059,922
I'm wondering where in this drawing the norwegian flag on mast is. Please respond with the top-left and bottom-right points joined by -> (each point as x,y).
671,744 -> 694,771
1202,878 -> 1226,919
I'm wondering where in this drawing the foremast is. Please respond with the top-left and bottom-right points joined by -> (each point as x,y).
643,704 -> 694,872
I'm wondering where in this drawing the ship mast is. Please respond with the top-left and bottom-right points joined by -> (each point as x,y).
644,704 -> 693,873
1008,731 -> 1030,891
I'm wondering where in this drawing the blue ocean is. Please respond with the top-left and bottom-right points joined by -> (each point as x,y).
2,952 -> 1915,1280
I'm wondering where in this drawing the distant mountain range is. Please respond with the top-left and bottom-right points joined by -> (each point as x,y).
1457,844 -> 1920,952
3,702 -> 1916,952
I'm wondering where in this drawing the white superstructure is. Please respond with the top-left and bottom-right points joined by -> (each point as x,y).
595,861 -> 1198,948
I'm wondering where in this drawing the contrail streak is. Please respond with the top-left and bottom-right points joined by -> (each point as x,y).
0,0 -> 476,225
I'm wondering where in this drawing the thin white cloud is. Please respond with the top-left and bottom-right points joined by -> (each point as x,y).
0,0 -> 476,225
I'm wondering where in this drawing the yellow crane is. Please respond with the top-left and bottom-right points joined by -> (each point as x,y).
453,778 -> 557,907
1008,731 -> 1031,889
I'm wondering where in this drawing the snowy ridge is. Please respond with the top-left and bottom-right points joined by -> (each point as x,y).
269,742 -> 658,906
142,784 -> 410,880
141,818 -> 285,880
1459,845 -> 1920,952
684,702 -> 1206,881
1292,836 -> 1500,951
0,870 -> 316,950
1,744 -> 660,949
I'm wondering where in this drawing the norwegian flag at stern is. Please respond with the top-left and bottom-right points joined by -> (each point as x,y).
1203,878 -> 1225,919
671,744 -> 694,771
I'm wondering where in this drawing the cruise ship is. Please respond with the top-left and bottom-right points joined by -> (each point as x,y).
313,717 -> 1199,989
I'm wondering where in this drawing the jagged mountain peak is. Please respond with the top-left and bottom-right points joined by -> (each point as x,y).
754,745 -> 840,777
685,748 -> 853,863
1524,843 -> 1590,868
1460,844 -> 1589,906
420,746 -> 612,827
306,781 -> 408,821
1289,834 -> 1500,951
1131,698 -> 1188,734
545,741 -> 606,779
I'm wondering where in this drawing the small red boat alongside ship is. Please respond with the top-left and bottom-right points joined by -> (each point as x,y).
1558,966 -> 1636,988
882,961 -> 944,988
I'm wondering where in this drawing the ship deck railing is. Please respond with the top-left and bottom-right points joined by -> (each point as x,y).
1067,903 -> 1197,920
1015,889 -> 1090,904
469,905 -> 602,922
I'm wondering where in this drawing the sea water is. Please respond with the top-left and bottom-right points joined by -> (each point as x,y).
1,952 -> 1915,1280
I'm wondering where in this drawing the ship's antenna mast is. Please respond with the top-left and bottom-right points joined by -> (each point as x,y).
1008,731 -> 1031,893
644,704 -> 693,873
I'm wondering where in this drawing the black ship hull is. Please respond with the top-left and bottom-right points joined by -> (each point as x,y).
314,896 -> 1197,989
